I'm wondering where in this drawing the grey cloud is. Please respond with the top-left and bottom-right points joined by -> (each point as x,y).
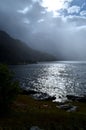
25,2 -> 46,22
67,5 -> 80,14
0,0 -> 44,41
66,15 -> 86,26
0,0 -> 86,59
80,10 -> 86,16
29,15 -> 86,59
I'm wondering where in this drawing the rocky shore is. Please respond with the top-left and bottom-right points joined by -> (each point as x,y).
20,88 -> 86,113
21,89 -> 56,101
66,95 -> 86,102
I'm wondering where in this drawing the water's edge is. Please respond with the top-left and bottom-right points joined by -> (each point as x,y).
10,61 -> 86,102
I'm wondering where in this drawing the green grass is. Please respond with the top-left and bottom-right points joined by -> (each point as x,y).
0,95 -> 86,130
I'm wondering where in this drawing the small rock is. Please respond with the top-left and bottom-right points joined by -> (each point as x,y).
30,126 -> 43,130
32,92 -> 56,101
67,106 -> 77,112
21,89 -> 37,95
56,104 -> 77,112
66,95 -> 86,102
43,104 -> 48,108
56,104 -> 72,110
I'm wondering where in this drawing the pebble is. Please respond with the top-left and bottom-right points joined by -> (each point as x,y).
30,126 -> 43,130
56,104 -> 77,112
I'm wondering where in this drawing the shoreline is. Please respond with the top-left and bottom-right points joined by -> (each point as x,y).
21,88 -> 86,103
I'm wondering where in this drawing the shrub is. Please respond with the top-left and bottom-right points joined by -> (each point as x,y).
0,64 -> 20,114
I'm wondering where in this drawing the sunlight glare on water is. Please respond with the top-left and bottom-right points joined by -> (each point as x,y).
10,61 -> 86,102
35,64 -> 67,102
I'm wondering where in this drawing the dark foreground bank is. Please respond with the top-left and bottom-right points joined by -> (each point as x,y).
0,94 -> 86,130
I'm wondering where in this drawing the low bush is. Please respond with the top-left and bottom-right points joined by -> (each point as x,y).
0,64 -> 20,114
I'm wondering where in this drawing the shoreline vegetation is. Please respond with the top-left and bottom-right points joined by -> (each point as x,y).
0,64 -> 86,130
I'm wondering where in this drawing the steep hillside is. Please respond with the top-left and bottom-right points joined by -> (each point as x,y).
0,31 -> 56,64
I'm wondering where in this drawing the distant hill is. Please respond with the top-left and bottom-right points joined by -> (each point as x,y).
0,30 -> 56,64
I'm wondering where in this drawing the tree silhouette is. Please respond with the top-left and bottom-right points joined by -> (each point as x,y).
0,64 -> 20,114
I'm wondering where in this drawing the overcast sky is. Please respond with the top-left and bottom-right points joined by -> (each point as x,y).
0,0 -> 86,59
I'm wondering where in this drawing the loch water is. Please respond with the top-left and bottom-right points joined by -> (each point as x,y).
10,61 -> 86,102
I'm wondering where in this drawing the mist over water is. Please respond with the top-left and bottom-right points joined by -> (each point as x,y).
10,61 -> 86,102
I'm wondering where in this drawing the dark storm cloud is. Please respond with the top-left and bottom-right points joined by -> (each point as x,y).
0,0 -> 31,40
0,0 -> 45,40
0,0 -> 86,60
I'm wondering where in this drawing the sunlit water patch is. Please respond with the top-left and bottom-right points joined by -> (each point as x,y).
10,61 -> 86,102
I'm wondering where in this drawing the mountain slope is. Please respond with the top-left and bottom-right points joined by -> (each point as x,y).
0,31 -> 56,64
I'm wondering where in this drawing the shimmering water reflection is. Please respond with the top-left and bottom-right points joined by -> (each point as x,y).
10,62 -> 86,102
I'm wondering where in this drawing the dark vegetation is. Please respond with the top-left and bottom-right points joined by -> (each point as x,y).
0,64 -> 20,115
0,30 -> 56,64
0,94 -> 86,130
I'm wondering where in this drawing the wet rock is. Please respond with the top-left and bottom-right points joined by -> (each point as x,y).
56,104 -> 72,110
56,104 -> 77,112
32,92 -> 56,101
21,88 -> 56,101
44,95 -> 56,101
30,126 -> 43,130
66,95 -> 86,102
21,89 -> 37,95
67,106 -> 77,112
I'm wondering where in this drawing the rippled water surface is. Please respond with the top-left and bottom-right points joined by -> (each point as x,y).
10,61 -> 86,102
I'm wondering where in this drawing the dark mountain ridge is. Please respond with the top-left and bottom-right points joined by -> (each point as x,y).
0,30 -> 56,64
